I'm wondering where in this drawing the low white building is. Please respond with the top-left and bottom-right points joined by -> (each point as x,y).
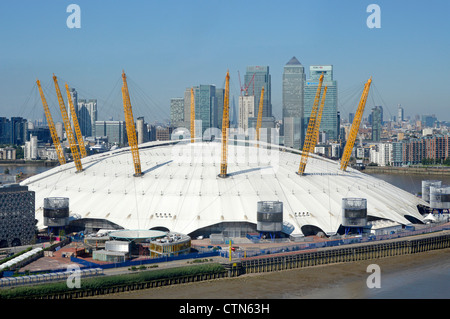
369,143 -> 393,166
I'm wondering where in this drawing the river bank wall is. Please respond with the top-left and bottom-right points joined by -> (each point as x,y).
363,166 -> 450,175
0,160 -> 58,167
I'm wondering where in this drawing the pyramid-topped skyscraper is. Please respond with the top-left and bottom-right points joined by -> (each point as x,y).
286,56 -> 302,65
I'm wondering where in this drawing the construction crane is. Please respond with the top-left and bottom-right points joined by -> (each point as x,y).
238,71 -> 256,96
340,77 -> 372,172
219,70 -> 230,178
36,79 -> 66,166
309,86 -> 328,152
121,71 -> 142,176
53,74 -> 83,172
297,74 -> 324,175
65,83 -> 87,158
255,86 -> 265,147
190,87 -> 195,143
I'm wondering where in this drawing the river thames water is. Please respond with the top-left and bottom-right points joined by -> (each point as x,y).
2,164 -> 450,299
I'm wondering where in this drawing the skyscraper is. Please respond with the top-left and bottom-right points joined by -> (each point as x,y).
10,117 -> 28,145
216,88 -> 225,130
68,87 -> 78,127
244,66 -> 272,118
194,85 -> 217,135
68,88 -> 97,137
371,106 -> 382,142
378,105 -> 384,125
398,105 -> 404,122
304,65 -> 338,142
77,99 -> 97,137
183,88 -> 192,130
282,56 -> 305,149
0,117 -> 11,145
349,112 -> 355,124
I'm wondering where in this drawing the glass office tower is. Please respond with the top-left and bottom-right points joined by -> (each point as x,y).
304,65 -> 338,142
193,85 -> 217,135
282,56 -> 305,149
244,66 -> 272,118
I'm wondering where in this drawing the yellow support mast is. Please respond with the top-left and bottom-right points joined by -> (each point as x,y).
309,86 -> 328,153
297,74 -> 324,175
121,71 -> 142,176
65,83 -> 87,158
219,70 -> 230,178
255,87 -> 264,148
190,87 -> 195,143
53,74 -> 83,172
36,79 -> 66,165
340,77 -> 372,171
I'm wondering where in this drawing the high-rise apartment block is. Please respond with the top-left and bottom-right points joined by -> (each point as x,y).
238,95 -> 255,133
170,98 -> 184,129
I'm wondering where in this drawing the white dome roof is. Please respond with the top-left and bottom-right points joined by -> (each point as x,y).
22,139 -> 425,236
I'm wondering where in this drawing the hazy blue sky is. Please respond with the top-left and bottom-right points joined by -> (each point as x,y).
1,0 -> 449,123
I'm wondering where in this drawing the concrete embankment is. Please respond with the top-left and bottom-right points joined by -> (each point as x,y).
363,166 -> 450,175
0,160 -> 58,167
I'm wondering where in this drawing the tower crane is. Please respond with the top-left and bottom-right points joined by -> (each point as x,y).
297,74 -> 324,175
238,71 -> 256,96
340,77 -> 372,171
219,70 -> 230,178
121,71 -> 142,176
65,83 -> 87,158
53,74 -> 83,172
255,87 -> 265,147
36,79 -> 66,166
190,87 -> 195,143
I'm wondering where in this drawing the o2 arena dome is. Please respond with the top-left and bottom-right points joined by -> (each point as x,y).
21,138 -> 426,238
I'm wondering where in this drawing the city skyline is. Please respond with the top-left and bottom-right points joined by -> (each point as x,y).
1,1 -> 450,123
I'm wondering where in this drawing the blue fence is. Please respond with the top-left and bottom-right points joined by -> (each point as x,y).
70,251 -> 220,270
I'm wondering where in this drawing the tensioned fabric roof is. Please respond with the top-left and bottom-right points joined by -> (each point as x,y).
22,139 -> 426,236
